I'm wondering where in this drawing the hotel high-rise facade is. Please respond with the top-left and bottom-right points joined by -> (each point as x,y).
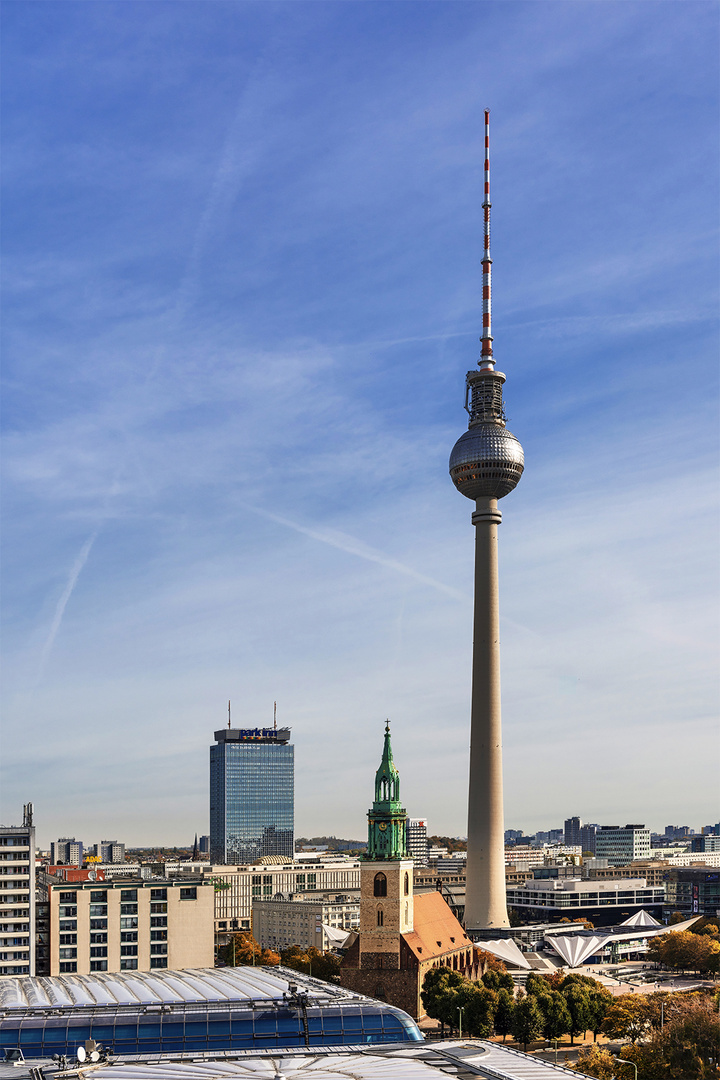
210,725 -> 294,865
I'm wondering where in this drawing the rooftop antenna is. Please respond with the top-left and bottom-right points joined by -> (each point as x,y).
228,700 -> 231,729
479,108 -> 494,372
273,701 -> 277,731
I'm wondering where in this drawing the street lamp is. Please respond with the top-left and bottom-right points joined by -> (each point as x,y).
457,1006 -> 465,1040
612,1057 -> 638,1080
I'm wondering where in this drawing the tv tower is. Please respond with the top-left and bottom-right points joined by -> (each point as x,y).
449,111 -> 524,935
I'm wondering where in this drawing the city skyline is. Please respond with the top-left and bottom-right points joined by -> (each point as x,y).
1,2 -> 718,846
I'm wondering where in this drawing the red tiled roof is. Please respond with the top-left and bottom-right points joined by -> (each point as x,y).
402,891 -> 471,962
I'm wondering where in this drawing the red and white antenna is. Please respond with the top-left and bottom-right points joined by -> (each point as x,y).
479,109 -> 494,371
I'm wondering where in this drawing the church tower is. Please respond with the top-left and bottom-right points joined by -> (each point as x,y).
358,723 -> 414,969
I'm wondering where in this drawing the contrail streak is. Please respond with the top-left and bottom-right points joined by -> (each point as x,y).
245,506 -> 466,602
39,530 -> 99,677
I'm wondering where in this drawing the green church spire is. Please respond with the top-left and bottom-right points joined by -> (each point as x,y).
367,721 -> 408,860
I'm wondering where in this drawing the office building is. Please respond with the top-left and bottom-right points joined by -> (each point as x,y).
506,874 -> 664,926
50,837 -> 83,866
448,112 -> 524,936
0,805 -> 36,977
595,824 -> 651,866
210,723 -> 294,864
199,834 -> 210,855
40,877 -> 214,975
581,824 -> 598,854
406,818 -> 429,867
252,893 -> 360,953
564,817 -> 582,846
664,866 -> 720,918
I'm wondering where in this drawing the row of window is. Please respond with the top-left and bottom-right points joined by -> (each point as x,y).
58,889 -> 195,903
58,958 -> 169,973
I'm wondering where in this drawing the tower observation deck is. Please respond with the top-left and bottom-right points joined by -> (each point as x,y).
449,111 -> 524,937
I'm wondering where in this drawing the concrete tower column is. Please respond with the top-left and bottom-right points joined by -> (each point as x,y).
465,496 -> 508,930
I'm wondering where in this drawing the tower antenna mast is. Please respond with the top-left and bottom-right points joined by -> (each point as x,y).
228,700 -> 231,729
480,109 -> 494,372
273,701 -> 277,731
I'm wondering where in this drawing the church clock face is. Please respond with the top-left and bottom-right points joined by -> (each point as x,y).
378,822 -> 387,831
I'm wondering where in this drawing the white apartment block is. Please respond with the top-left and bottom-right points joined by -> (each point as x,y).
252,894 -> 360,953
0,812 -> 35,977
596,825 -> 651,866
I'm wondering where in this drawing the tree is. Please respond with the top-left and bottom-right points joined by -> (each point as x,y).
655,995 -> 720,1079
481,968 -> 514,992
601,995 -> 653,1044
648,930 -> 720,974
574,1045 -> 617,1079
586,985 -> 613,1041
539,990 -> 571,1042
511,995 -> 543,1050
462,984 -> 497,1038
421,968 -> 466,1035
493,988 -> 515,1042
224,932 -> 279,966
563,983 -> 592,1045
280,945 -> 340,981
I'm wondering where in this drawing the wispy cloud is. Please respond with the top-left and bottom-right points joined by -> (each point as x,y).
37,529 -> 99,683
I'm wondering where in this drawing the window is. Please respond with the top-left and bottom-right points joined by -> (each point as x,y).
151,889 -> 167,901
150,902 -> 167,914
251,886 -> 261,897
404,872 -> 409,896
377,909 -> 384,927
58,906 -> 77,918
120,904 -> 138,915
263,875 -> 272,885
150,929 -> 167,941
59,948 -> 77,959
374,873 -> 387,898
120,944 -> 138,957
58,920 -> 77,931
150,943 -> 167,955
120,931 -> 138,943
90,933 -> 107,944
120,958 -> 138,970
59,934 -> 77,945
90,891 -> 107,902
179,887 -> 197,901
90,919 -> 108,930
90,960 -> 108,972
89,905 -> 107,917
252,875 -> 262,885
89,947 -> 107,958
59,961 -> 77,973
120,889 -> 137,902
150,916 -> 167,928
120,917 -> 138,929
59,892 -> 77,903
150,957 -> 167,969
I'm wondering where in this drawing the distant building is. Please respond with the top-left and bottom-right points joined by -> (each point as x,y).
40,877 -> 214,975
595,825 -> 651,866
50,837 -> 83,866
92,840 -> 125,863
664,866 -> 720,918
199,835 -> 210,855
580,824 -> 598,854
506,874 -> 664,926
691,835 -> 720,853
0,805 -> 36,977
406,819 -> 429,867
564,817 -> 582,846
252,893 -> 360,953
210,725 -> 294,864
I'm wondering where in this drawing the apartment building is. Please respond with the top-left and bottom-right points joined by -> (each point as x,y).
0,809 -> 35,977
43,877 -> 213,975
252,893 -> 360,952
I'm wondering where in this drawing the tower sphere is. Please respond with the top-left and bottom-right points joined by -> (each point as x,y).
449,423 -> 524,501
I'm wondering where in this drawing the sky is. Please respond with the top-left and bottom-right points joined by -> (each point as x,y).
1,1 -> 718,849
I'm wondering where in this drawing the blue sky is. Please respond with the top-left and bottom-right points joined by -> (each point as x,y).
1,1 -> 718,848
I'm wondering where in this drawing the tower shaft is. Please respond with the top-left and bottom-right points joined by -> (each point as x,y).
465,496 -> 509,930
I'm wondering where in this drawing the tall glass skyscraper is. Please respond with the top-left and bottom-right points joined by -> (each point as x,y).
210,726 -> 294,864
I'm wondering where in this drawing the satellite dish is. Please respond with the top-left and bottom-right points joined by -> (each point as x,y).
90,1051 -> 100,1062
76,1047 -> 86,1062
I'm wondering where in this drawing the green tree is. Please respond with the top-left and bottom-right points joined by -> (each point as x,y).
586,985 -> 613,1041
511,995 -> 543,1050
463,985 -> 497,1039
481,968 -> 514,992
421,968 -> 466,1035
563,983 -> 592,1045
539,990 -> 571,1042
493,987 -> 515,1042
